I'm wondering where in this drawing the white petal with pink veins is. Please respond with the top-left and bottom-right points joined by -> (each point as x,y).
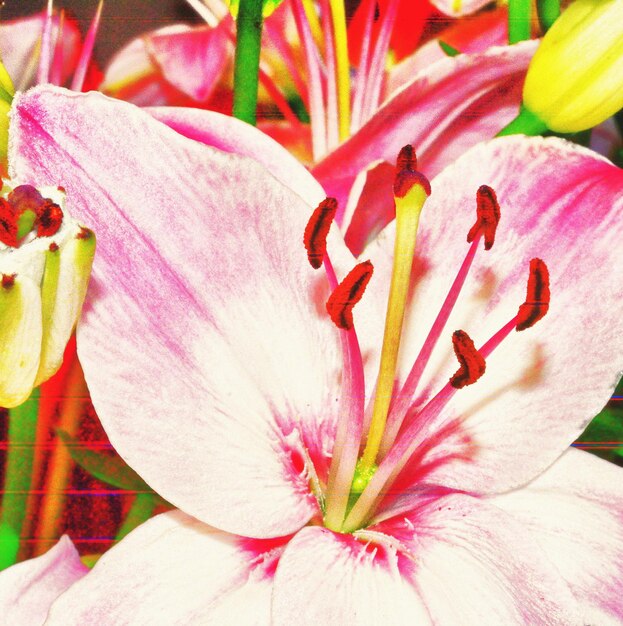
494,448 -> 623,625
10,86 -> 346,537
0,536 -> 87,626
45,511 -> 276,626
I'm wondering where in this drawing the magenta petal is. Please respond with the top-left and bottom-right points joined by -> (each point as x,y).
312,41 -> 537,220
46,512 -> 277,625
10,86 -> 344,538
0,536 -> 87,626
147,106 -> 324,204
494,449 -> 623,625
147,21 -> 231,102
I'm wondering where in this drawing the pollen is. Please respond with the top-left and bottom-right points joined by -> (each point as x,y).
304,197 -> 338,269
450,330 -> 486,389
36,200 -> 64,238
1,273 -> 15,289
326,260 -> 374,330
516,258 -> 550,331
467,185 -> 501,250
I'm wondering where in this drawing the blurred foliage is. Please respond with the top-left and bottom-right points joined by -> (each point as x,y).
576,378 -> 623,466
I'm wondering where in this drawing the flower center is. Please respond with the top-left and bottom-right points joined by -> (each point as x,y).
303,146 -> 550,533
0,184 -> 64,248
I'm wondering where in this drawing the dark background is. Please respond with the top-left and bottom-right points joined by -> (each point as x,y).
1,0 -> 202,64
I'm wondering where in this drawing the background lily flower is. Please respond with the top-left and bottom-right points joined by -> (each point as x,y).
8,86 -> 623,623
0,535 -> 87,625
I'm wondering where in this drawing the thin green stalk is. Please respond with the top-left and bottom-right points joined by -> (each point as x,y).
115,493 -> 157,541
497,105 -> 548,137
232,0 -> 264,125
537,0 -> 560,32
508,0 -> 532,44
0,390 -> 40,570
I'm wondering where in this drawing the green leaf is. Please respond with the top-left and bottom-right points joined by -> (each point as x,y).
438,40 -> 460,57
228,0 -> 284,18
57,429 -> 164,499
576,406 -> 623,466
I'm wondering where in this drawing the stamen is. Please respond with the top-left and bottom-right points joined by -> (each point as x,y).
323,256 -> 368,531
467,185 -> 501,250
291,0 -> 328,160
326,261 -> 374,330
2,274 -> 15,289
328,0 -> 351,140
360,148 -> 430,471
304,197 -> 338,269
449,330 -> 486,389
516,258 -> 550,331
37,0 -> 55,85
71,0 -> 104,92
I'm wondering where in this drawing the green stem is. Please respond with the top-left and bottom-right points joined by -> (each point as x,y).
537,0 -> 560,32
115,493 -> 156,541
232,0 -> 264,125
0,390 -> 40,570
508,0 -> 532,44
497,105 -> 548,137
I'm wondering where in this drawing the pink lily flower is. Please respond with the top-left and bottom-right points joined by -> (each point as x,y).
0,536 -> 87,625
9,85 -> 623,624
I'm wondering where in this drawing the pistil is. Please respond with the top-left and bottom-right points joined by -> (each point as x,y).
359,148 -> 430,472
380,186 -> 500,454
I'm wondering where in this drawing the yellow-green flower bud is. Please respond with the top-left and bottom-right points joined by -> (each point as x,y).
0,59 -> 15,162
523,0 -> 623,133
0,183 -> 95,407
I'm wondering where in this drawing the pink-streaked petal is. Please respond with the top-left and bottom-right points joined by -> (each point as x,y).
386,8 -> 508,98
46,511 -> 276,625
272,526 -> 431,625
0,12 -> 81,90
0,536 -> 87,626
494,449 -> 623,625
372,493 -> 578,624
147,107 -> 323,204
431,0 -> 493,16
364,136 -> 623,495
147,21 -> 232,102
312,41 -> 536,220
10,86 -> 344,537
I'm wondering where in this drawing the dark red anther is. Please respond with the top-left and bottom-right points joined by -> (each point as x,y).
326,261 -> 374,330
76,227 -> 93,240
516,258 -> 550,331
2,273 -> 16,289
36,200 -> 64,238
394,145 -> 431,199
304,197 -> 338,269
450,330 -> 486,389
0,197 -> 18,247
49,242 -> 59,252
467,185 -> 501,251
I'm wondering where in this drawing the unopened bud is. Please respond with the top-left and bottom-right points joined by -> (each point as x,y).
0,183 -> 95,407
